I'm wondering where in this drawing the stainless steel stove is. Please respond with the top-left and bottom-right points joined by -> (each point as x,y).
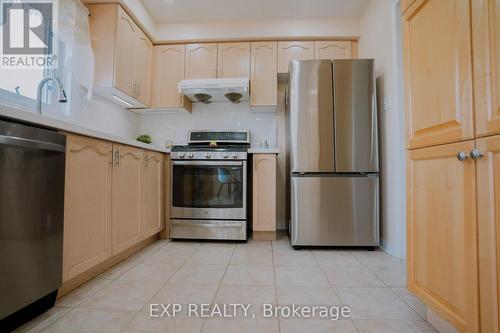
170,130 -> 249,240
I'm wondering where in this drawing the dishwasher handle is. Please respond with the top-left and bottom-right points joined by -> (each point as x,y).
0,134 -> 66,152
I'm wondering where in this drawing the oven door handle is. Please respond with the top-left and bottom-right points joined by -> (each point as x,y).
171,220 -> 244,228
171,160 -> 244,166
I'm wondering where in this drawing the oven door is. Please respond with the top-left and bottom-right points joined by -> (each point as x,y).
171,160 -> 247,220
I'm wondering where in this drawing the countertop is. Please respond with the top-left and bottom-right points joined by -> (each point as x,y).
247,148 -> 279,154
0,106 -> 169,153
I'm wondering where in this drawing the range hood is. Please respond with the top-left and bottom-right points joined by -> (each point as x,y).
178,78 -> 249,103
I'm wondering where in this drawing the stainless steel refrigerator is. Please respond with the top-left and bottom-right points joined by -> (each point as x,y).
287,59 -> 379,247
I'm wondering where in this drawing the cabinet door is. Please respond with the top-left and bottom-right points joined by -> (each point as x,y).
152,45 -> 186,108
185,43 -> 218,79
141,151 -> 164,239
473,0 -> 500,136
314,41 -> 352,60
277,41 -> 314,73
112,144 -> 142,255
63,135 -> 112,281
476,135 -> 500,333
407,140 -> 479,332
403,0 -> 473,149
114,6 -> 136,97
217,42 -> 250,78
250,42 -> 277,106
252,154 -> 276,232
133,29 -> 153,105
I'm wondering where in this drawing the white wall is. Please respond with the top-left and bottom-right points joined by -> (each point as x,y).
154,17 -> 360,42
138,103 -> 277,148
358,0 -> 406,259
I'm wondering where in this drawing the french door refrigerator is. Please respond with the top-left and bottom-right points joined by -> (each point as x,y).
287,59 -> 379,247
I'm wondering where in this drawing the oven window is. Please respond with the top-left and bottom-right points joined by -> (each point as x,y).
173,164 -> 244,208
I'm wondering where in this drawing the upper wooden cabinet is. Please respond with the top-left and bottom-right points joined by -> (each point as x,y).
472,0 -> 500,137
401,0 -> 416,14
185,43 -> 218,79
89,4 -> 153,108
63,135 -> 113,282
250,42 -> 277,107
218,42 -> 250,78
407,140 -> 479,333
141,151 -> 165,239
277,41 -> 315,73
314,41 -> 352,60
403,0 -> 474,149
476,135 -> 500,333
252,154 -> 277,234
111,144 -> 143,255
151,45 -> 192,111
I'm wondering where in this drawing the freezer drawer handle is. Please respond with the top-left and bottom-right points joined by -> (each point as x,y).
0,135 -> 66,152
171,221 -> 243,228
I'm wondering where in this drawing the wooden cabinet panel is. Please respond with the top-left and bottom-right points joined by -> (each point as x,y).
250,42 -> 277,106
314,41 -> 352,60
252,154 -> 276,232
152,45 -> 191,110
403,0 -> 474,149
133,29 -> 153,105
401,0 -> 416,14
473,0 -> 500,136
407,140 -> 479,332
277,41 -> 314,73
63,135 -> 113,281
112,144 -> 143,255
185,43 -> 218,79
141,151 -> 164,239
114,6 -> 136,97
217,42 -> 250,78
476,135 -> 500,333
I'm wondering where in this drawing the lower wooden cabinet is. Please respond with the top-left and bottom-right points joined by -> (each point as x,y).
407,140 -> 479,332
63,135 -> 113,281
476,135 -> 500,333
63,134 -> 166,282
252,154 -> 277,234
141,150 -> 165,239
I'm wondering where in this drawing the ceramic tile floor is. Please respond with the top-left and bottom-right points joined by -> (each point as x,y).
16,234 -> 437,333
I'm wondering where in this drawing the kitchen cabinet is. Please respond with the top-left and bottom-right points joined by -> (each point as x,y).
402,0 -> 474,149
472,0 -> 500,137
250,42 -> 277,106
160,154 -> 171,239
89,4 -> 153,108
401,0 -> 416,14
407,141 -> 479,333
111,144 -> 143,255
141,151 -> 165,239
314,41 -> 352,60
151,45 -> 192,112
63,135 -> 113,282
217,42 -> 250,78
185,43 -> 218,79
252,154 -> 277,239
277,41 -> 314,73
476,135 -> 500,333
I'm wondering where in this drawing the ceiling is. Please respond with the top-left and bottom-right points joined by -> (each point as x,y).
140,0 -> 369,23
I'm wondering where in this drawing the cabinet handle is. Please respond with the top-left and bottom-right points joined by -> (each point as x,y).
137,84 -> 140,97
109,150 -> 113,165
470,148 -> 484,160
457,151 -> 469,162
114,148 -> 120,166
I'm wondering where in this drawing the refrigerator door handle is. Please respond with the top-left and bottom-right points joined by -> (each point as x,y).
369,90 -> 376,169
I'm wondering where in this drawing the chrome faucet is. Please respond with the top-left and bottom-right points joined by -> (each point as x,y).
37,77 -> 68,114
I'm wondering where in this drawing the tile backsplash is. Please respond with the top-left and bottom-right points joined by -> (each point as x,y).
138,102 -> 277,148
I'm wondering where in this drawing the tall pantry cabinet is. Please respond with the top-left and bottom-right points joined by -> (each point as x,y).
403,0 -> 500,332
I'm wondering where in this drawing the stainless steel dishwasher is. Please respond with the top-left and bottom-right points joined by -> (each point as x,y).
0,119 -> 66,332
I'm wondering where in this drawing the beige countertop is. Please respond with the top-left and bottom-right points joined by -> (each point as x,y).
0,106 -> 169,153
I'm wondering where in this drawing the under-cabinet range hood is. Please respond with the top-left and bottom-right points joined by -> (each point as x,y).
177,78 -> 249,103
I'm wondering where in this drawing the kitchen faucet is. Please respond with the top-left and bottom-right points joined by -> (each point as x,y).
37,76 -> 68,114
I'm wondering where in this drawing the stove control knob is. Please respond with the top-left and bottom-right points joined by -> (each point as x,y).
223,152 -> 229,159
187,152 -> 194,158
232,153 -> 239,159
205,152 -> 211,159
178,152 -> 185,158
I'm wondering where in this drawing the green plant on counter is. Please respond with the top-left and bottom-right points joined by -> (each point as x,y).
136,134 -> 152,144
